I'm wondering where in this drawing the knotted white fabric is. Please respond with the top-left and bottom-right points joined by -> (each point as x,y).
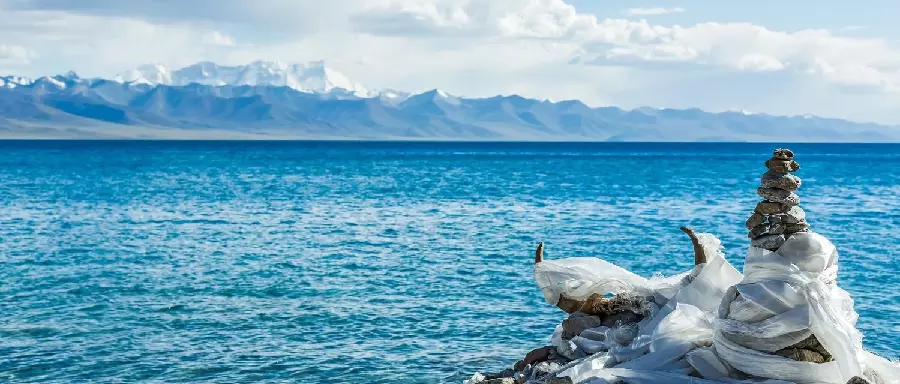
714,232 -> 864,384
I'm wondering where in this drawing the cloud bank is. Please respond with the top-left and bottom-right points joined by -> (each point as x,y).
1,0 -> 899,124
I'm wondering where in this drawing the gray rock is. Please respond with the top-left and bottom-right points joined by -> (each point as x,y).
846,377 -> 870,384
768,206 -> 806,224
482,378 -> 515,384
755,201 -> 787,215
601,311 -> 643,328
562,315 -> 604,339
761,171 -> 802,191
757,188 -> 800,206
773,148 -> 795,160
783,221 -> 811,234
746,212 -> 766,229
751,234 -> 786,250
748,224 -> 769,239
765,159 -> 800,173
775,348 -> 826,363
769,223 -> 786,235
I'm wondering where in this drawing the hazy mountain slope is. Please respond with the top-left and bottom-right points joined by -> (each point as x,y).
2,61 -> 900,141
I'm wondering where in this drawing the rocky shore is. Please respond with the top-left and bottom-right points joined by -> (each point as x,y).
465,149 -> 897,384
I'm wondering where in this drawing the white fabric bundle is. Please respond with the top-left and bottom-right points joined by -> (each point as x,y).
528,232 -> 900,384
714,232 -> 865,384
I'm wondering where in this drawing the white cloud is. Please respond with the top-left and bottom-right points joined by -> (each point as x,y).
0,43 -> 35,64
2,0 -> 900,123
624,7 -> 685,16
202,31 -> 236,46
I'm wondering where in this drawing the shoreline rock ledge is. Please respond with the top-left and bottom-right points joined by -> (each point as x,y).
464,149 -> 898,384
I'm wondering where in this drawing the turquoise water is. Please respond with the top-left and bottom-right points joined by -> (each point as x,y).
0,141 -> 897,383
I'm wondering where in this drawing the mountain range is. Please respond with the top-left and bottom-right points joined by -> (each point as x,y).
1,61 -> 898,141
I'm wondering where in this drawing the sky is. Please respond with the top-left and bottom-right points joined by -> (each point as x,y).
1,0 -> 900,124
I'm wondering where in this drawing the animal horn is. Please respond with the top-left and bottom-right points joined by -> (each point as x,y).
680,227 -> 708,265
534,242 -> 544,264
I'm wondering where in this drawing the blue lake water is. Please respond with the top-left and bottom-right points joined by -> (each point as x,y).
0,141 -> 898,383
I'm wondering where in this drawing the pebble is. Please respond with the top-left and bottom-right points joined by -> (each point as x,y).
757,188 -> 800,206
751,234 -> 786,250
761,171 -> 802,191
768,206 -> 806,224
765,159 -> 800,173
746,213 -> 766,229
755,201 -> 787,215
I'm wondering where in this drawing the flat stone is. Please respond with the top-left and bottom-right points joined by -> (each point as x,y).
482,378 -> 515,384
769,223 -> 786,235
761,171 -> 802,191
773,148 -> 794,160
783,221 -> 810,234
581,293 -> 649,318
775,348 -> 826,363
746,212 -> 766,229
514,347 -> 554,371
757,188 -> 800,206
561,315 -> 604,339
751,234 -> 786,250
768,206 -> 806,224
755,200 -> 788,215
748,224 -> 769,238
765,159 -> 800,173
601,311 -> 643,328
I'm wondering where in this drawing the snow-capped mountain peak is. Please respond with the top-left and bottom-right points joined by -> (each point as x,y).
114,60 -> 370,96
0,75 -> 34,89
115,63 -> 173,85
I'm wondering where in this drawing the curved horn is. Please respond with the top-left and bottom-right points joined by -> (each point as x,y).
680,227 -> 708,265
534,242 -> 544,264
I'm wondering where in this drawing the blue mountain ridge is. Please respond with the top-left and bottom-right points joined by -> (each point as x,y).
1,74 -> 898,141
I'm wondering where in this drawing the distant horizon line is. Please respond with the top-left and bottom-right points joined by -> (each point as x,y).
1,138 -> 899,145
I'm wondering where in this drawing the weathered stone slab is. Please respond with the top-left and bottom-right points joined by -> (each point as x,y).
761,171 -> 802,191
768,206 -> 806,224
757,187 -> 800,206
755,201 -> 787,215
746,212 -> 766,229
561,315 -> 604,339
751,234 -> 786,250
748,224 -> 769,238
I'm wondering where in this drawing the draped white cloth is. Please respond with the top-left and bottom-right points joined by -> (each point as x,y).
531,233 -> 899,384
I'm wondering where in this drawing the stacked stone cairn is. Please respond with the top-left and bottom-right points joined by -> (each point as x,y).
746,148 -> 808,251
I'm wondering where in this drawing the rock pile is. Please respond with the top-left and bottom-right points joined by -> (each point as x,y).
746,148 -> 809,251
